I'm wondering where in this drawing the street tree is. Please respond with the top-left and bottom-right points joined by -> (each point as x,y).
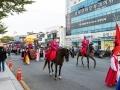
0,23 -> 7,34
0,0 -> 34,19
0,0 -> 34,34
0,36 -> 14,43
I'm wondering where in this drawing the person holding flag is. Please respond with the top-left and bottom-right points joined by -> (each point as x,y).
105,23 -> 120,87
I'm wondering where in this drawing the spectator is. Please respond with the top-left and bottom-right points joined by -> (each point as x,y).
7,47 -> 11,56
0,46 -> 7,72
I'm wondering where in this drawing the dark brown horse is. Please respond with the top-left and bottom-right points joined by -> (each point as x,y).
43,48 -> 69,80
76,43 -> 96,69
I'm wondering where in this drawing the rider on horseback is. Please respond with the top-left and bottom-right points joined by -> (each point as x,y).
81,36 -> 89,56
45,37 -> 59,61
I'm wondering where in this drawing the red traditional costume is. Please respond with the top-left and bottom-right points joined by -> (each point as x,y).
45,39 -> 59,61
105,53 -> 118,86
80,36 -> 89,56
105,24 -> 120,87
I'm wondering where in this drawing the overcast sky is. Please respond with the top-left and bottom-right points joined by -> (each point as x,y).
2,0 -> 66,36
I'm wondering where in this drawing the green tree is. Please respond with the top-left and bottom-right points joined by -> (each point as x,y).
0,23 -> 7,34
0,0 -> 34,19
0,0 -> 34,34
0,36 -> 14,43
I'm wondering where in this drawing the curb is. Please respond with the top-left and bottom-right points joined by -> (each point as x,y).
20,80 -> 31,90
6,63 -> 30,90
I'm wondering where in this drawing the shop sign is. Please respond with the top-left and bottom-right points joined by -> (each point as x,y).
71,11 -> 120,29
71,0 -> 120,17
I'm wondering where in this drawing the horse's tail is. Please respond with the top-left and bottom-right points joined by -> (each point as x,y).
43,60 -> 48,70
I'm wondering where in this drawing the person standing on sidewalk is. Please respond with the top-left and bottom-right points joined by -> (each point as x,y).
0,46 -> 7,72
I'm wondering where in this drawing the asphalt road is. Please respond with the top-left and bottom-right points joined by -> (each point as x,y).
7,54 -> 115,90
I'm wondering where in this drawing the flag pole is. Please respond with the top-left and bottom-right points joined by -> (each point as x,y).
113,14 -> 117,24
113,14 -> 119,24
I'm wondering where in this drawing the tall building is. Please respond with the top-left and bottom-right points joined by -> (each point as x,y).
45,26 -> 66,47
66,0 -> 120,50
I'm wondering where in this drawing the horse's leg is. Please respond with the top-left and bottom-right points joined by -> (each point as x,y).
43,60 -> 47,70
81,56 -> 84,67
86,56 -> 89,69
58,65 -> 62,79
54,63 -> 58,80
76,52 -> 80,66
51,62 -> 54,74
89,56 -> 96,69
48,61 -> 51,76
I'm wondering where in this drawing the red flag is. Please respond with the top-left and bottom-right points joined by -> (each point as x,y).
114,23 -> 120,46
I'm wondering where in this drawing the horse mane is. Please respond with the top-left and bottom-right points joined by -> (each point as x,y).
57,48 -> 67,56
56,48 -> 69,60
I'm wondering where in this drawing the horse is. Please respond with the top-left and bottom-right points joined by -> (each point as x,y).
76,43 -> 96,69
43,48 -> 69,80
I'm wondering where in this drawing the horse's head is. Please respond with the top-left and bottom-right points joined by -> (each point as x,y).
87,43 -> 94,56
61,48 -> 69,62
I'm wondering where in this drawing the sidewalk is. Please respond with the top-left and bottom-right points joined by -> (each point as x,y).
0,64 -> 24,90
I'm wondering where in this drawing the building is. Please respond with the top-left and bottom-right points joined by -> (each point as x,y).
45,26 -> 66,47
37,32 -> 45,46
66,0 -> 120,50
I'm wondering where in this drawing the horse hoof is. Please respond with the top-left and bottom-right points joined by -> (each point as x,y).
58,76 -> 62,80
76,63 -> 78,66
49,73 -> 52,76
54,77 -> 57,80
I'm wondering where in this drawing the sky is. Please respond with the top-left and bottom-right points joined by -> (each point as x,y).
2,0 -> 66,36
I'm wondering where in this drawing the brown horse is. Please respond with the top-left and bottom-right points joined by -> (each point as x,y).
43,48 -> 69,80
76,43 -> 96,69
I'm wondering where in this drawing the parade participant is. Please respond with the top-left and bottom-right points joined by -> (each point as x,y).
46,37 -> 59,61
116,56 -> 120,90
116,76 -> 120,90
28,44 -> 33,49
21,49 -> 25,60
80,36 -> 89,56
36,49 -> 40,61
105,46 -> 120,87
24,48 -> 30,64
105,24 -> 120,87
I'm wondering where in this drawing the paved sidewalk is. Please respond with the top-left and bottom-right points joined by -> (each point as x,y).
0,64 -> 24,90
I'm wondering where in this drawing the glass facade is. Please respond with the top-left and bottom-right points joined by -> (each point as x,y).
66,0 -> 120,36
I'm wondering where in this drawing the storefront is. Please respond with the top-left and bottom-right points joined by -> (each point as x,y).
66,0 -> 120,48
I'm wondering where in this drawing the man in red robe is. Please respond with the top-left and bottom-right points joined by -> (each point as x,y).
105,24 -> 120,87
80,36 -> 89,56
45,38 -> 59,61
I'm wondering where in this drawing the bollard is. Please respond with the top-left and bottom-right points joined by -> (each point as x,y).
16,67 -> 23,81
7,60 -> 13,71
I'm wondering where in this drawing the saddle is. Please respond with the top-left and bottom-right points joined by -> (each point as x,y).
45,49 -> 58,61
80,47 -> 87,56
